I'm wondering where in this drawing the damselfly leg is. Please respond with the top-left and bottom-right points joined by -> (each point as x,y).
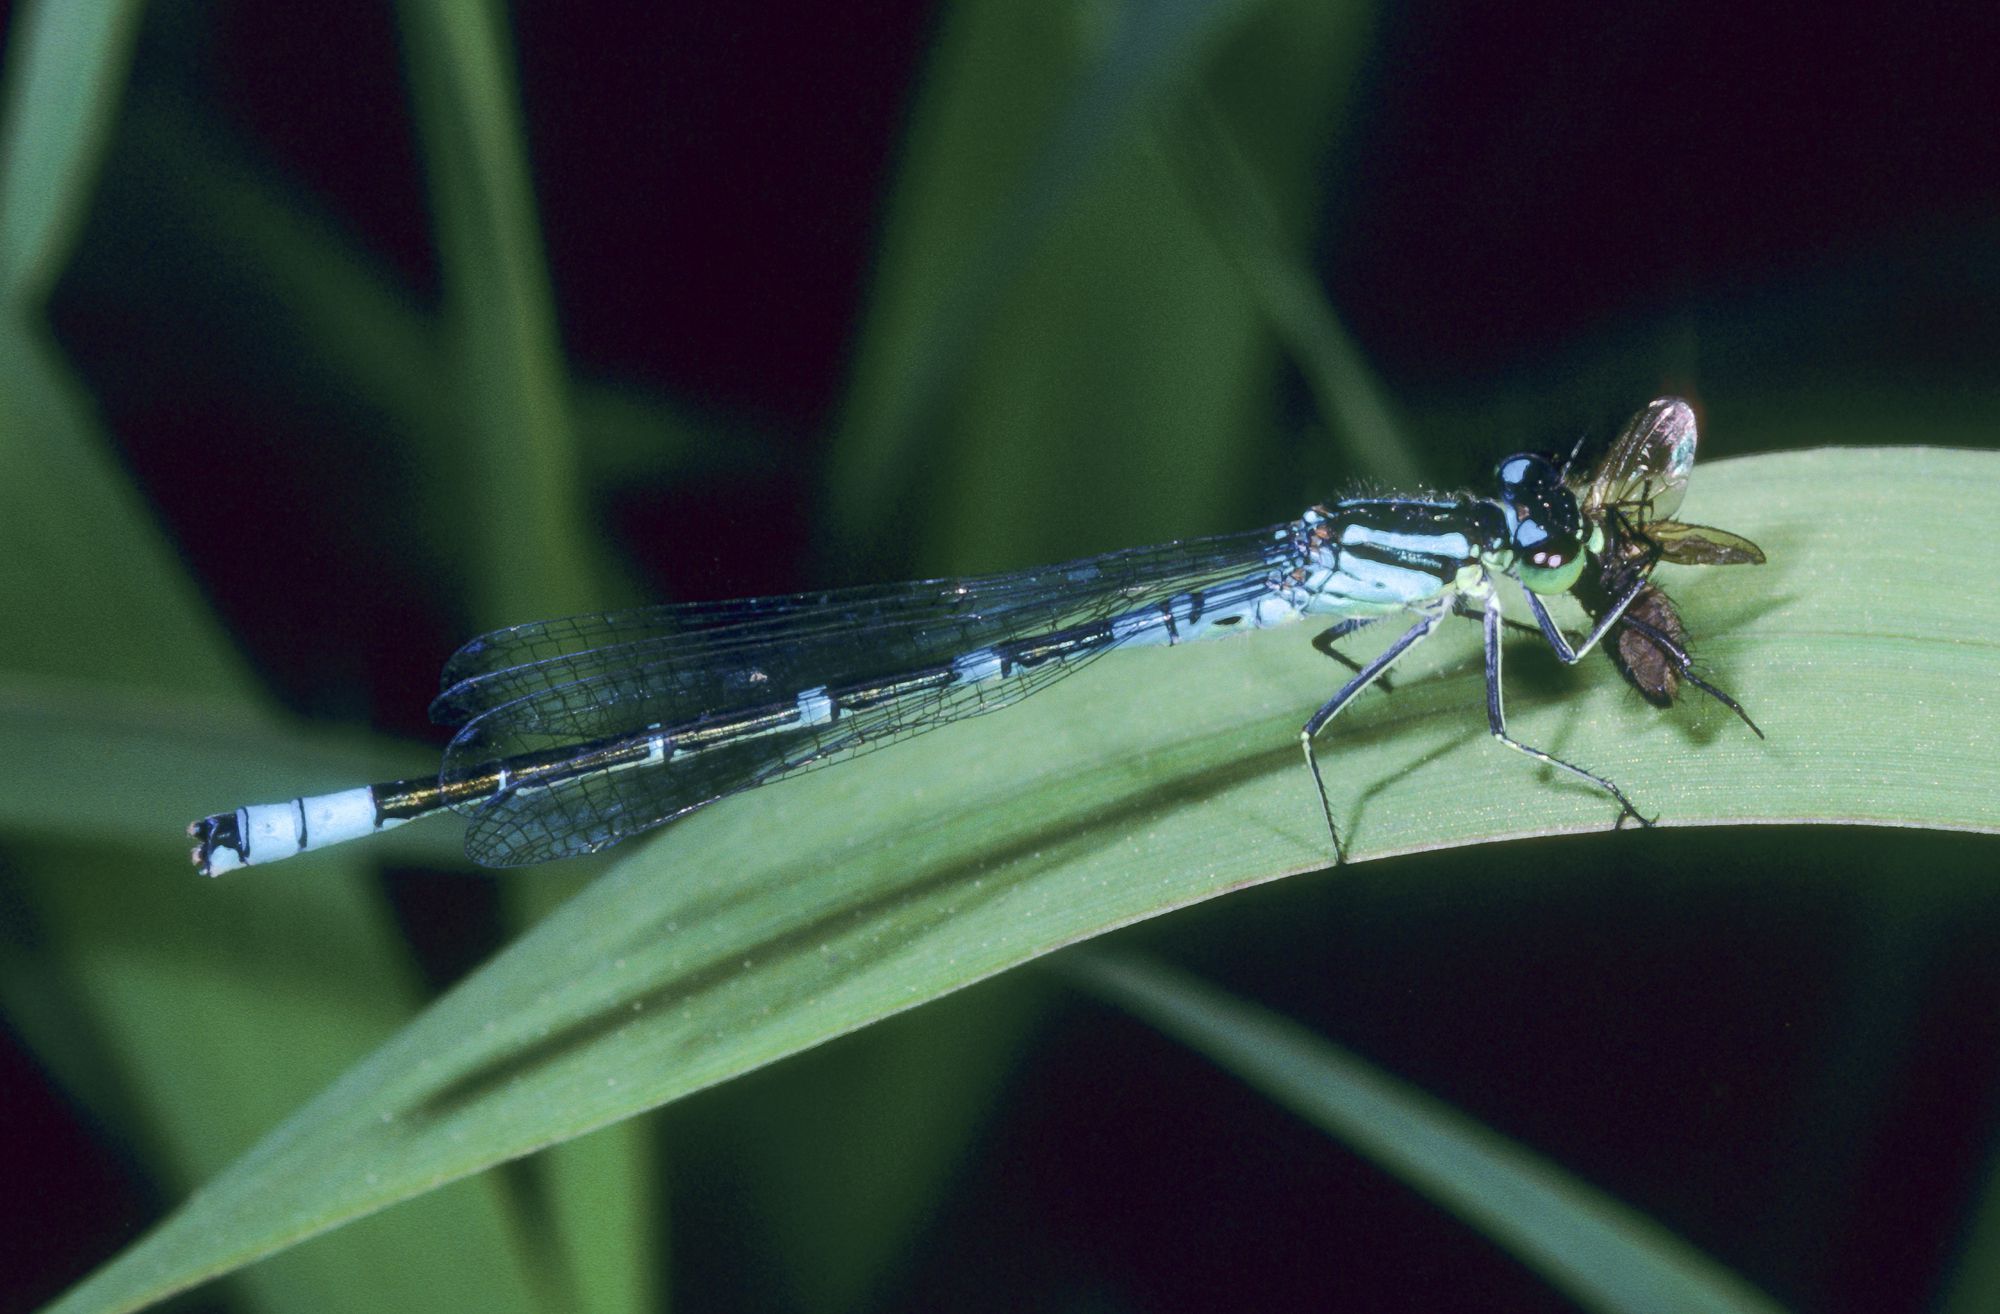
1301,581 -> 1653,862
1311,615 -> 1396,686
1480,590 -> 1653,830
1301,604 -> 1448,863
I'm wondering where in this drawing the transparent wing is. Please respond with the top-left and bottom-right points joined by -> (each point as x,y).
1575,396 -> 1698,525
454,636 -> 1121,866
1641,520 -> 1766,566
442,544 -> 1286,867
431,526 -> 1283,725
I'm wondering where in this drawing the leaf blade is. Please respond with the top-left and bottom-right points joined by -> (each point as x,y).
44,446 -> 2000,1314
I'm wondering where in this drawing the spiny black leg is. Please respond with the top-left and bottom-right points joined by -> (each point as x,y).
1454,595 -> 1540,639
1618,614 -> 1764,738
1312,616 -> 1392,688
1482,593 -> 1654,829
1300,610 -> 1445,863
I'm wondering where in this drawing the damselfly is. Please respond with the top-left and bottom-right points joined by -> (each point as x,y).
189,397 -> 1762,876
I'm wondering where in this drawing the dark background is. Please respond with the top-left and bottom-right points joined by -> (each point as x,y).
6,1 -> 1999,1311
84,0 -> 2000,731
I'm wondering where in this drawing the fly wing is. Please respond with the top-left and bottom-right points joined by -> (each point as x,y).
1641,520 -> 1766,566
431,526 -> 1284,725
1577,397 -> 1697,525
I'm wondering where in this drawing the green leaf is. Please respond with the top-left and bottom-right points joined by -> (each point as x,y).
1163,87 -> 1417,486
396,7 -> 664,1304
17,850 -> 547,1314
1063,951 -> 1789,1314
396,0 -> 597,623
0,670 -> 461,868
42,446 -> 2000,1313
0,13 -> 546,1304
831,0 -> 1321,547
0,308 -> 248,697
395,5 -> 652,1310
0,333 -> 540,1314
96,106 -> 755,532
0,329 -> 540,1314
0,0 -> 145,305
703,978 -> 1047,1311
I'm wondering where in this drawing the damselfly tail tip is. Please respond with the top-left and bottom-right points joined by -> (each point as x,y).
188,812 -> 244,878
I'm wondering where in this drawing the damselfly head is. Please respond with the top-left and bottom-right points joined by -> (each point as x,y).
1496,452 -> 1589,595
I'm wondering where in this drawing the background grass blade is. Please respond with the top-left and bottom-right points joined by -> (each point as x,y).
41,445 -> 2000,1314
0,6 -> 547,1309
0,0 -> 144,306
395,0 -> 597,623
395,4 -> 656,1309
0,240 -> 542,1314
1064,951 -> 1790,1314
1162,88 -> 1417,486
0,672 -> 457,866
831,0 -> 1348,557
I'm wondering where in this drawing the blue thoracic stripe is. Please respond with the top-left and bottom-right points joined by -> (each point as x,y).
1339,523 -> 1470,570
1326,554 -> 1445,605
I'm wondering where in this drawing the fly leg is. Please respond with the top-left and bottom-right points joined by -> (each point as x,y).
1615,613 -> 1764,737
1519,571 -> 1762,738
